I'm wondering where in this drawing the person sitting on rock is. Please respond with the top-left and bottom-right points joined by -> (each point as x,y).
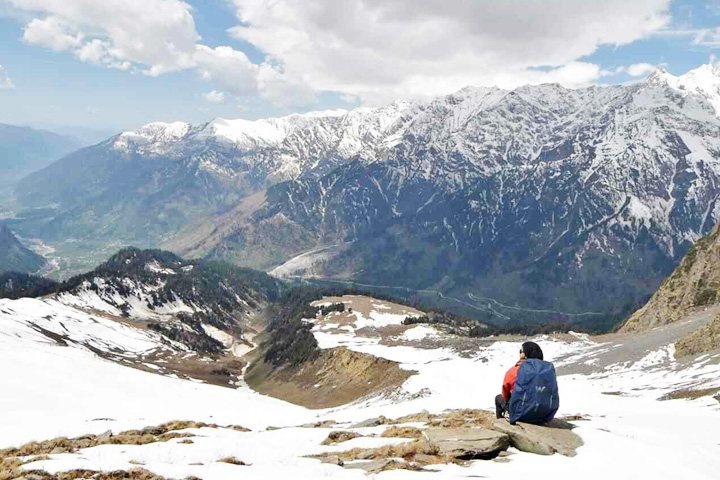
495,341 -> 544,419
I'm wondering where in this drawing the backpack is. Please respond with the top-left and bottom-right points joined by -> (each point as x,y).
508,358 -> 559,425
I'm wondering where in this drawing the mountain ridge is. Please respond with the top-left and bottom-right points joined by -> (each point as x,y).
13,63 -> 720,325
0,224 -> 48,274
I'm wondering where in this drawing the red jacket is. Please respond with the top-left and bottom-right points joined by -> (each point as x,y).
502,360 -> 524,401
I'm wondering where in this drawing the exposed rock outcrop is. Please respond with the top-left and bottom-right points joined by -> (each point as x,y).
675,312 -> 720,357
622,225 -> 720,333
422,428 -> 509,459
492,419 -> 583,457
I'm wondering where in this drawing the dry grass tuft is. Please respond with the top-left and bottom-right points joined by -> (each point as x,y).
390,411 -> 431,424
0,420 -> 251,479
659,387 -> 720,401
387,409 -> 495,430
380,426 -> 423,439
427,409 -> 495,429
334,439 -> 443,465
217,456 -> 247,466
0,456 -> 23,480
320,431 -> 362,445
3,465 -> 166,480
0,420 -> 251,459
224,425 -> 252,432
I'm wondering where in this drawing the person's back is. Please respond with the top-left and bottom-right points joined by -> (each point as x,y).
494,341 -> 559,424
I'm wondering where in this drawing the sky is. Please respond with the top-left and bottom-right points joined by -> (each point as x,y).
0,0 -> 719,133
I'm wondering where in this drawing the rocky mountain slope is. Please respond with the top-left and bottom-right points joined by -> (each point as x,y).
621,224 -> 720,333
15,64 -> 720,326
0,224 -> 47,273
0,123 -> 79,186
187,65 -> 720,325
620,221 -> 720,358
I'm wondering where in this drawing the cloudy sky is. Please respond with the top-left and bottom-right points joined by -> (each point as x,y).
0,0 -> 719,132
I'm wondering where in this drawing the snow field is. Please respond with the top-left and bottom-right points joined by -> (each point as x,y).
3,296 -> 720,479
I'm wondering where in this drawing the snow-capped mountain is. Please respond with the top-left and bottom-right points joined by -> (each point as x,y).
15,64 -> 720,325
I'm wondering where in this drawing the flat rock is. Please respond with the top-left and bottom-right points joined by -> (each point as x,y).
344,458 -> 422,473
320,455 -> 344,466
423,427 -> 509,459
343,458 -> 395,473
492,419 -> 583,457
350,416 -> 388,428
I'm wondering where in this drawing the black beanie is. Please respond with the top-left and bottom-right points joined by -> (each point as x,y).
522,341 -> 544,360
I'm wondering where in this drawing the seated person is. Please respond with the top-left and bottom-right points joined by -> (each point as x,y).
495,341 -> 544,419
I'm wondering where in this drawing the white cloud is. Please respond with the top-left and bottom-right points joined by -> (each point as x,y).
202,90 -> 226,104
627,63 -> 658,77
9,0 -> 199,75
194,45 -> 258,96
227,0 -> 672,103
23,16 -> 83,50
8,0 -> 674,108
8,0 -> 305,105
0,65 -> 14,89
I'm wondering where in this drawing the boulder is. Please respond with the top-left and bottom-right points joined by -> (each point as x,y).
492,419 -> 583,457
320,455 -> 344,466
422,428 -> 509,459
343,458 -> 395,472
350,416 -> 388,428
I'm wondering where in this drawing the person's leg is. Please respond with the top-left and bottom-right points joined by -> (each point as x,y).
495,394 -> 506,419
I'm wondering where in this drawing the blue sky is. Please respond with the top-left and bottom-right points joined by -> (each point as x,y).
0,0 -> 718,133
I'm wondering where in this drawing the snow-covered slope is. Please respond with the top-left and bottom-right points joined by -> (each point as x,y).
2,294 -> 720,479
43,248 -> 281,355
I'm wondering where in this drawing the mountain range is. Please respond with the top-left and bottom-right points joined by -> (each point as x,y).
12,64 -> 720,326
0,124 -> 80,186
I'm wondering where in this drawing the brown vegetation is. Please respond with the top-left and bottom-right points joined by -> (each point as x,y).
320,431 -> 362,445
659,387 -> 720,401
380,426 -> 423,439
0,420 -> 250,479
217,457 -> 247,466
246,347 -> 413,408
1,463 -> 166,480
335,440 -> 440,462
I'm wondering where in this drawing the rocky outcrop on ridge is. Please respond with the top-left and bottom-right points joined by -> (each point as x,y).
674,312 -> 720,358
621,224 -> 720,333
